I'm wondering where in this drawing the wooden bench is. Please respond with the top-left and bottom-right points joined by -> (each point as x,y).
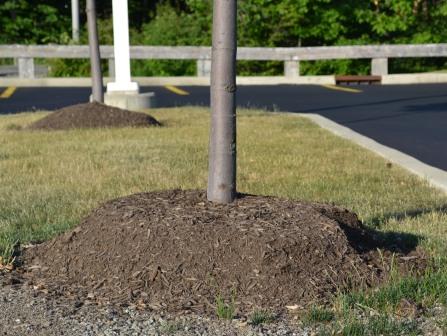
335,75 -> 381,85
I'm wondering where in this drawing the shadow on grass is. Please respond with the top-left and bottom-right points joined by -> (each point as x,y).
344,204 -> 447,255
338,222 -> 422,255
368,205 -> 447,227
345,223 -> 422,255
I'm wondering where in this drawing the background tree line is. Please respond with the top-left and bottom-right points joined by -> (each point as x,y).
1,0 -> 447,76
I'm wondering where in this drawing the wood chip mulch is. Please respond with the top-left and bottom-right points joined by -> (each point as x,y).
19,190 -> 426,316
27,102 -> 160,130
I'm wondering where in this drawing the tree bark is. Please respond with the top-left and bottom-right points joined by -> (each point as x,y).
207,0 -> 237,203
86,0 -> 103,103
71,0 -> 80,42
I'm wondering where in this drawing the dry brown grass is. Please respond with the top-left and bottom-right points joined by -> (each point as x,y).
0,107 -> 446,259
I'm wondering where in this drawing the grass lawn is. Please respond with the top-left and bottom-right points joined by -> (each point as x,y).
1,107 -> 447,334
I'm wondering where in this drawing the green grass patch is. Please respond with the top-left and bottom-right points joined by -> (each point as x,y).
304,306 -> 335,325
437,314 -> 447,333
249,309 -> 275,326
341,315 -> 419,336
339,267 -> 447,314
215,294 -> 236,320
1,106 -> 447,328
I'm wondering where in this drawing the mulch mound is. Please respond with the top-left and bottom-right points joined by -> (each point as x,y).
21,190 -> 424,316
27,102 -> 160,130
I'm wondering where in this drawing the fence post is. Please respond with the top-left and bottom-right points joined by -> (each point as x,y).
371,58 -> 388,76
284,59 -> 300,78
18,57 -> 35,78
108,58 -> 115,78
197,59 -> 212,77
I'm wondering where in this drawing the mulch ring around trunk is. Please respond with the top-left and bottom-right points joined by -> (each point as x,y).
19,190 -> 425,317
27,102 -> 160,130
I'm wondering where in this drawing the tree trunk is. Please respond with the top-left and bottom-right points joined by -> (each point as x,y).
71,0 -> 80,42
86,0 -> 103,103
207,0 -> 237,203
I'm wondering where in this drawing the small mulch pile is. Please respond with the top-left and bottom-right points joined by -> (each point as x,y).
21,190 -> 424,316
27,102 -> 160,130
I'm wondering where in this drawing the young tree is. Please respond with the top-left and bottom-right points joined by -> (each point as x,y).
71,0 -> 80,42
207,0 -> 237,204
86,0 -> 103,102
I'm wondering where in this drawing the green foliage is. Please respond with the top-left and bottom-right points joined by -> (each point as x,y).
341,267 -> 447,314
249,310 -> 275,326
340,315 -> 419,336
304,306 -> 335,324
0,0 -> 70,44
167,0 -> 447,75
131,3 -> 205,76
438,315 -> 447,334
0,240 -> 17,266
47,18 -> 115,77
48,59 -> 110,78
215,293 -> 236,320
3,0 -> 447,75
301,60 -> 371,76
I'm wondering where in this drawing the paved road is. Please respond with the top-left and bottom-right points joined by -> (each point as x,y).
1,84 -> 446,171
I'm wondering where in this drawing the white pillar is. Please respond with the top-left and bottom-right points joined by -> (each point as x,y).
18,57 -> 35,79
197,59 -> 212,77
284,60 -> 300,78
371,58 -> 388,76
107,0 -> 139,93
71,0 -> 80,42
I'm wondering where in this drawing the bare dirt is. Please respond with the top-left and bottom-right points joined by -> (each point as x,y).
27,102 -> 160,130
19,190 -> 424,317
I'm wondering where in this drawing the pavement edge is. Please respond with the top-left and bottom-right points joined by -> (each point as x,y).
297,113 -> 447,194
3,73 -> 447,87
0,76 -> 335,87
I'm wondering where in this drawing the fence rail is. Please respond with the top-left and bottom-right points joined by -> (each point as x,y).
1,44 -> 447,79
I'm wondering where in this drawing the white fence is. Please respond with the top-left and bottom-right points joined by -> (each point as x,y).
1,44 -> 447,79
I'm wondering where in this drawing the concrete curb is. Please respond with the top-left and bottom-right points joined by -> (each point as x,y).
0,76 -> 335,87
297,113 -> 447,194
2,73 -> 447,87
382,73 -> 447,85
